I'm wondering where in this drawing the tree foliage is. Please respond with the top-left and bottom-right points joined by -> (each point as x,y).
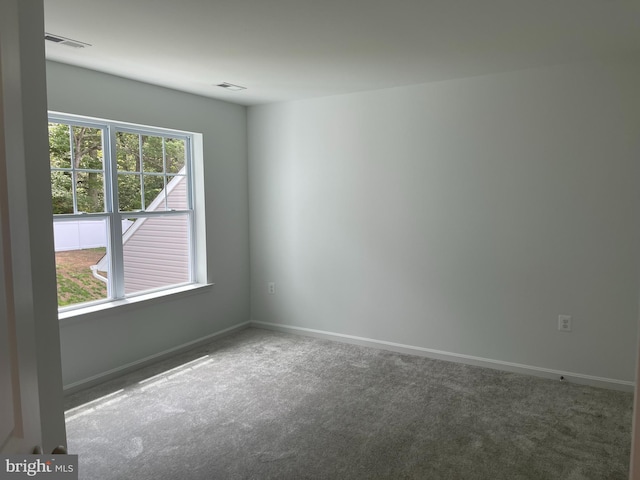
49,123 -> 186,214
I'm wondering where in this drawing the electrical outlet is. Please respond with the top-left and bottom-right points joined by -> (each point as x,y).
558,315 -> 572,332
268,282 -> 276,295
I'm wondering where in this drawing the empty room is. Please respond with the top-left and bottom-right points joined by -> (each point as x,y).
2,0 -> 640,479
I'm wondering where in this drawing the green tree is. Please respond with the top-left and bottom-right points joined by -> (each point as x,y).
73,126 -> 103,213
50,125 -> 186,213
49,123 -> 104,214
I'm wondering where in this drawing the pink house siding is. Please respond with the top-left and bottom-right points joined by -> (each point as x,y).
122,219 -> 189,294
94,174 -> 191,294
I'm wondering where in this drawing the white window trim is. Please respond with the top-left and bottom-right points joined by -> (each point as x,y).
49,111 -> 208,316
57,283 -> 215,325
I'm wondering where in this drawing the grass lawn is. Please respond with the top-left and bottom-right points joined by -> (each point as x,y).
55,247 -> 107,307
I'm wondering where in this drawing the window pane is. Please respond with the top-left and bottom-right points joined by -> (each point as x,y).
51,171 -> 73,214
166,175 -> 188,210
122,214 -> 191,296
49,123 -> 71,169
76,172 -> 105,213
50,115 -> 196,309
142,135 -> 164,173
166,138 -> 185,173
118,173 -> 142,211
53,218 -> 109,308
72,126 -> 103,169
143,175 -> 165,210
116,132 -> 140,172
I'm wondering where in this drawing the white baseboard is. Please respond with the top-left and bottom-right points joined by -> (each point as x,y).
63,322 -> 251,394
251,321 -> 635,393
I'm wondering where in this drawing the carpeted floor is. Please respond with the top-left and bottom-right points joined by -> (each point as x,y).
65,328 -> 633,479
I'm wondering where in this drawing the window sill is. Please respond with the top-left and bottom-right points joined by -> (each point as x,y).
58,283 -> 215,326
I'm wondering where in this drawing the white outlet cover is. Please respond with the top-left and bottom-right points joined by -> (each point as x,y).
558,315 -> 572,332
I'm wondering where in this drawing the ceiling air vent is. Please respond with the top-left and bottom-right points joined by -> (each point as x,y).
44,33 -> 91,49
216,82 -> 246,91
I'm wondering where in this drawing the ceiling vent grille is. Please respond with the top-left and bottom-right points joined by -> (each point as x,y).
216,82 -> 246,91
45,33 -> 91,49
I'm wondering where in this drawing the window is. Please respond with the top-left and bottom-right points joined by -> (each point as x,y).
49,113 -> 197,310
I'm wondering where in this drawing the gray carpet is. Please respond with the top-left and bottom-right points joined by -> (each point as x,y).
65,328 -> 633,479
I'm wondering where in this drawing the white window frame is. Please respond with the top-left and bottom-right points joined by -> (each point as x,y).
49,112 -> 201,313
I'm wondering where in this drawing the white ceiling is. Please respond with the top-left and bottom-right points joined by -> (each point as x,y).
44,0 -> 640,106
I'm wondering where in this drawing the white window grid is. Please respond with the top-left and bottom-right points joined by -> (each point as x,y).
49,113 -> 196,308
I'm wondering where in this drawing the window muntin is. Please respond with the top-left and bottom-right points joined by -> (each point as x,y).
49,123 -> 106,214
114,132 -> 187,212
49,114 -> 196,311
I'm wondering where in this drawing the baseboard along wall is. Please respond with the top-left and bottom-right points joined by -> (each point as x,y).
63,319 -> 635,394
250,321 -> 635,392
62,322 -> 251,394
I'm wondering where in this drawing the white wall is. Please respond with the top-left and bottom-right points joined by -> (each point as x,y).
46,61 -> 249,387
249,57 -> 640,383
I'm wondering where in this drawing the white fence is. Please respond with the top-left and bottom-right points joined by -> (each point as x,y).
54,220 -> 133,252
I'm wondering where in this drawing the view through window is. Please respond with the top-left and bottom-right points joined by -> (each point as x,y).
49,114 -> 195,310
